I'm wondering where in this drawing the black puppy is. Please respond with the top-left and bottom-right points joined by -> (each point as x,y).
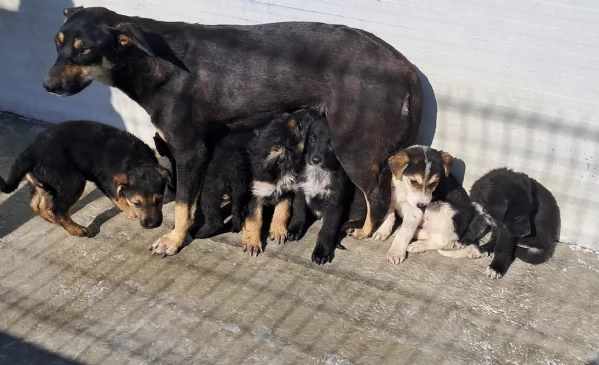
287,119 -> 353,265
0,121 -> 170,237
459,168 -> 560,279
241,111 -> 315,255
154,130 -> 253,239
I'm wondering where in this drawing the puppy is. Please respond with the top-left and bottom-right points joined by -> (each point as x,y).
0,121 -> 170,237
154,130 -> 253,239
241,111 -> 313,255
287,118 -> 354,265
372,145 -> 473,264
445,168 -> 560,279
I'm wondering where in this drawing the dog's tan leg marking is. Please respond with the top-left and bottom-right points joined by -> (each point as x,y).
242,199 -> 263,256
386,204 -> 422,265
437,244 -> 489,259
55,215 -> 89,237
151,202 -> 194,256
110,196 -> 137,218
372,205 -> 396,241
352,192 -> 373,240
269,198 -> 291,245
413,228 -> 429,240
30,188 -> 56,224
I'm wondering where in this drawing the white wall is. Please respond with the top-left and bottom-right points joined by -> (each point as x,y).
1,0 -> 598,249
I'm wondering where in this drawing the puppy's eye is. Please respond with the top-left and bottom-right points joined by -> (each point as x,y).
410,180 -> 419,187
428,182 -> 437,189
81,48 -> 91,54
155,196 -> 163,205
132,202 -> 142,209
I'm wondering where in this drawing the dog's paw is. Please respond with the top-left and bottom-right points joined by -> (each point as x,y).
486,267 -> 503,279
466,246 -> 489,259
268,226 -> 288,245
406,241 -> 429,253
69,225 -> 90,238
351,227 -> 371,240
286,225 -> 303,242
372,229 -> 391,242
150,233 -> 182,257
231,218 -> 242,234
386,248 -> 407,265
241,227 -> 263,256
486,261 -> 508,279
312,243 -> 334,265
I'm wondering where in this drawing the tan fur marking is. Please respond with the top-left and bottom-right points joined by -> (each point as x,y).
118,34 -> 132,47
57,32 -> 64,45
73,38 -> 82,49
265,146 -> 284,163
388,151 -> 409,180
269,198 -> 291,244
242,200 -> 263,254
113,173 -> 128,197
440,151 -> 454,177
297,141 -> 305,152
30,188 -> 55,223
352,193 -> 373,240
110,197 -> 136,218
55,215 -> 89,237
287,118 -> 297,129
25,173 -> 43,188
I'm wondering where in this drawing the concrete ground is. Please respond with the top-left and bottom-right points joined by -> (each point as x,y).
0,112 -> 598,365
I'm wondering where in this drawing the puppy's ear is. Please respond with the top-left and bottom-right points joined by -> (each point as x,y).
440,151 -> 454,177
486,192 -> 508,223
113,173 -> 128,197
113,23 -> 155,57
63,6 -> 83,18
388,151 -> 409,180
157,166 -> 172,187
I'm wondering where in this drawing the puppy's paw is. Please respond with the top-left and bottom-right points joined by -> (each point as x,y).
467,246 -> 489,259
486,267 -> 503,279
286,225 -> 303,242
241,227 -> 263,256
268,228 -> 288,245
386,248 -> 407,265
486,261 -> 508,279
406,241 -> 429,253
150,233 -> 182,257
372,229 -> 391,242
68,225 -> 90,238
312,243 -> 334,265
351,227 -> 371,240
231,217 -> 242,234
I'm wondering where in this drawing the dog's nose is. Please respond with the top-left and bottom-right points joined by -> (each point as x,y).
43,78 -> 61,94
142,220 -> 161,229
417,203 -> 427,210
311,156 -> 322,165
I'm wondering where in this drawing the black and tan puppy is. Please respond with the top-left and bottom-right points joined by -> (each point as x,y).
154,130 -> 253,238
448,168 -> 560,279
44,6 -> 422,257
241,111 -> 312,255
0,121 -> 170,237
287,118 -> 353,265
372,146 -> 474,264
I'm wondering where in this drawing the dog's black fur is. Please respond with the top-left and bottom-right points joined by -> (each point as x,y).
287,118 -> 353,265
461,168 -> 560,279
44,6 -> 423,256
154,130 -> 253,239
0,121 -> 170,236
241,111 -> 313,255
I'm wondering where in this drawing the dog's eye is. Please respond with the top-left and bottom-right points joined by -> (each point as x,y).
428,182 -> 437,189
81,48 -> 91,54
132,201 -> 142,209
410,180 -> 419,187
155,196 -> 163,205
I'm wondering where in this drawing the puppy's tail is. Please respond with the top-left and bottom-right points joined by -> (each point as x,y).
405,69 -> 423,146
0,149 -> 35,194
515,241 -> 555,265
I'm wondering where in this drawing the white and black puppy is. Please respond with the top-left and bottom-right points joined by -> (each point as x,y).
287,119 -> 353,265
442,168 -> 560,279
373,145 -> 474,265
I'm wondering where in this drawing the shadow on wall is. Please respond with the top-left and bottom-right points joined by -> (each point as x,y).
0,0 -> 126,129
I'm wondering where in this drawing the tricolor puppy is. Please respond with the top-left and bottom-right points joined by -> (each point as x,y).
372,146 -> 474,265
241,110 -> 314,255
0,121 -> 170,237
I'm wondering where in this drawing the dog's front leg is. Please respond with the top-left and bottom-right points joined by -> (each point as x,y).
386,206 -> 423,265
372,204 -> 396,241
487,224 -> 517,279
312,204 -> 345,265
287,190 -> 308,242
150,144 -> 207,257
242,196 -> 264,256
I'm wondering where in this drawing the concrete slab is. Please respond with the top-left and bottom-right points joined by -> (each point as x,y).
1,112 -> 598,365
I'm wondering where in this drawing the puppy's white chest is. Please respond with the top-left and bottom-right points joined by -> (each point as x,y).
300,165 -> 332,200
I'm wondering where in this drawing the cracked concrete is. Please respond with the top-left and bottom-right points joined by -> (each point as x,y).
0,112 -> 598,365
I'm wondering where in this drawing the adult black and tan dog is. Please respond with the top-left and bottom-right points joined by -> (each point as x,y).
43,6 -> 423,256
452,168 -> 561,279
287,117 -> 354,265
0,121 -> 171,237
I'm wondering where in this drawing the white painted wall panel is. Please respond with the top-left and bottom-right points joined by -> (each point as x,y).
0,0 -> 597,249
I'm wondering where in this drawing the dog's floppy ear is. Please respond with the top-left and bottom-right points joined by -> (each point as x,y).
388,151 -> 409,180
440,151 -> 453,177
63,6 -> 83,18
486,192 -> 508,223
113,23 -> 155,57
114,173 -> 129,197
157,166 -> 172,187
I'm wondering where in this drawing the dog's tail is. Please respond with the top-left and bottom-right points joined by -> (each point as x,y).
0,149 -> 35,194
515,240 -> 555,265
405,69 -> 423,146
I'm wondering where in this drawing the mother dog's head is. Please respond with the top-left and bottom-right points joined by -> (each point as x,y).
388,145 -> 453,209
43,6 -> 153,96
